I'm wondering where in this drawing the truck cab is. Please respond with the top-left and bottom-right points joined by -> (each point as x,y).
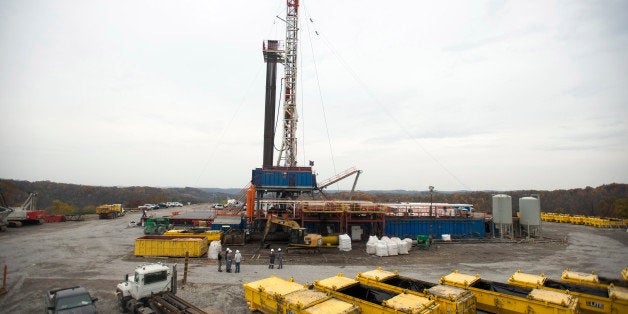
45,286 -> 98,314
116,264 -> 172,302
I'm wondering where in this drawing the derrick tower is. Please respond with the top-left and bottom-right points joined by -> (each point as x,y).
252,0 -> 315,208
277,0 -> 300,167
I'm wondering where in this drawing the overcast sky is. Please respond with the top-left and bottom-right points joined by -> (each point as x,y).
1,1 -> 626,192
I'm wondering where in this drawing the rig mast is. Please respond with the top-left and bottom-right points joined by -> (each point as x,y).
276,0 -> 300,167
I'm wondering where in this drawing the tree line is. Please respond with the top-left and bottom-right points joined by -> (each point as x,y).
2,179 -> 626,218
0,179 -> 232,214
330,183 -> 628,218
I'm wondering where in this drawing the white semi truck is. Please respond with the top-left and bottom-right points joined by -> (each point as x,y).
115,263 -> 206,314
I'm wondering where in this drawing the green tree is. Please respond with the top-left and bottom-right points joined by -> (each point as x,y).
82,204 -> 96,214
47,199 -> 76,215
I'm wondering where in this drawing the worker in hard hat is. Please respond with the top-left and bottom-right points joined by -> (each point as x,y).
269,248 -> 275,269
225,248 -> 232,273
277,248 -> 283,269
217,249 -> 223,272
235,250 -> 242,273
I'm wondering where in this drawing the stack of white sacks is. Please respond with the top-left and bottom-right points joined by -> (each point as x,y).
338,234 -> 352,251
208,240 -> 222,259
367,235 -> 412,257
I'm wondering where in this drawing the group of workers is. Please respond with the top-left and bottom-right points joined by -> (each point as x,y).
268,248 -> 283,269
216,248 -> 242,273
216,247 -> 284,272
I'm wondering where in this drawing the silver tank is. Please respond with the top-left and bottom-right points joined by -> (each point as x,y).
492,194 -> 513,224
519,196 -> 541,226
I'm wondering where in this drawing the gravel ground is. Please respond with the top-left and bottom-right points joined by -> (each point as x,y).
0,204 -> 626,313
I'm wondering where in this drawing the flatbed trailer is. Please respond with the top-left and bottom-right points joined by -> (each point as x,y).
508,270 -> 628,314
356,268 -> 475,314
314,273 -> 440,314
147,291 -> 207,314
440,270 -> 579,314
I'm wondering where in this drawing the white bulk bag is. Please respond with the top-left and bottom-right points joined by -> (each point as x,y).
208,240 -> 222,259
375,240 -> 389,257
366,235 -> 378,254
387,240 -> 399,256
338,234 -> 352,252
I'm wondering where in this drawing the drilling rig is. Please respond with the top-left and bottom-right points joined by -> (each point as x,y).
247,0 -> 317,234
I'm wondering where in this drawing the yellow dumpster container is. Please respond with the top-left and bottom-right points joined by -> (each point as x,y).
440,270 -> 579,314
134,235 -> 208,257
508,270 -> 628,314
315,273 -> 439,314
356,268 -> 475,314
243,276 -> 359,314
164,229 -> 222,242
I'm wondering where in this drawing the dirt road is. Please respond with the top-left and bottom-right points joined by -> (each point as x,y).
0,204 -> 626,313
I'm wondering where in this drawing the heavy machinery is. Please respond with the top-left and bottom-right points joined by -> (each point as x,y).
260,215 -> 322,249
143,218 -> 171,235
95,203 -> 125,219
7,192 -> 45,227
0,191 -> 14,232
115,263 -> 206,314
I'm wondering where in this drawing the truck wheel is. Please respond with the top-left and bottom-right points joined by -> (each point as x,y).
117,290 -> 129,313
157,226 -> 166,235
126,299 -> 140,313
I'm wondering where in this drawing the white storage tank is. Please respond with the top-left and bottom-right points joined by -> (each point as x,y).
492,194 -> 513,224
519,197 -> 541,226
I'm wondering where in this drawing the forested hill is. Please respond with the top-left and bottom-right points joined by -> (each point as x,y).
0,179 -> 233,212
1,179 -> 626,218
333,183 -> 628,218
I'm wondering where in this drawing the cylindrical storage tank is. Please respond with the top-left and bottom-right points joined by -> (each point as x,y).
519,197 -> 541,226
492,194 -> 513,224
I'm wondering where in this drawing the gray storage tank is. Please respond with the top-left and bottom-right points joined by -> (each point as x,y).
519,196 -> 542,238
492,194 -> 513,224
492,194 -> 513,239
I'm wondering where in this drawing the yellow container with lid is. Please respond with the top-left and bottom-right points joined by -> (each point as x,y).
356,268 -> 475,314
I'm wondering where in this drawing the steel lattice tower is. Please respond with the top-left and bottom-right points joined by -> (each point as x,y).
276,0 -> 299,167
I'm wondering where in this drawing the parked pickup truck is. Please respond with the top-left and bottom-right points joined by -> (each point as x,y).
45,286 -> 98,314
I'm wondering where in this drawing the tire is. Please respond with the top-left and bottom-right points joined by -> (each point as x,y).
126,299 -> 140,313
117,290 -> 129,313
157,226 -> 166,235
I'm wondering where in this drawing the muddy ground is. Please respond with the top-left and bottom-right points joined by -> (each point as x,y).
0,204 -> 626,313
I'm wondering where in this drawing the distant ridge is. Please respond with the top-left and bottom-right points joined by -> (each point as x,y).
1,179 -> 625,218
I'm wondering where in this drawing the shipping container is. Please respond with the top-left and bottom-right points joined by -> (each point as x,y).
210,216 -> 244,230
385,218 -> 485,239
252,168 -> 316,188
134,235 -> 208,257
